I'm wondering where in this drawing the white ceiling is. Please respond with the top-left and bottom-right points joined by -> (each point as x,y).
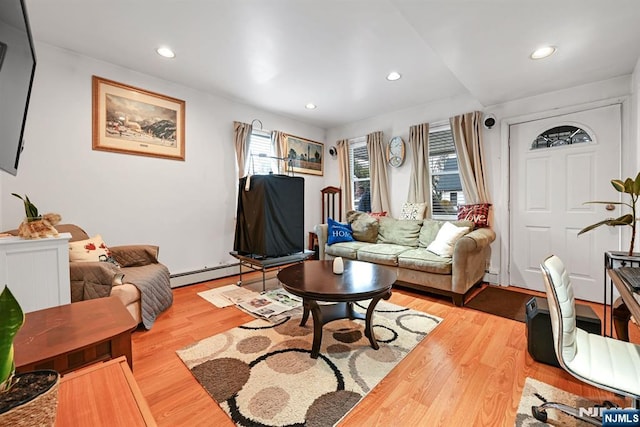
24,0 -> 640,129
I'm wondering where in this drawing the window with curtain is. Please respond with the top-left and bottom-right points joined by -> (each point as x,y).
429,125 -> 465,219
247,130 -> 275,175
349,137 -> 370,212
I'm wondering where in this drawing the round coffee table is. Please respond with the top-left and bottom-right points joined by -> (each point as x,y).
277,259 -> 397,358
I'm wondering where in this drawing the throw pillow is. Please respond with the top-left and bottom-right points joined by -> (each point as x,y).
418,219 -> 474,248
327,218 -> 354,245
346,210 -> 379,243
368,211 -> 387,219
399,202 -> 427,220
426,222 -> 470,257
69,234 -> 119,266
377,217 -> 422,247
457,203 -> 491,228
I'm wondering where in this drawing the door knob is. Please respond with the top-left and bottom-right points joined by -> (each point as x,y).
605,204 -> 615,211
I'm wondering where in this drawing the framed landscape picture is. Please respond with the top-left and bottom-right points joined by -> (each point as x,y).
92,76 -> 185,161
285,134 -> 324,176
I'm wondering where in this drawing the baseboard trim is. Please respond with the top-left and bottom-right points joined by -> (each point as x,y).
170,264 -> 239,288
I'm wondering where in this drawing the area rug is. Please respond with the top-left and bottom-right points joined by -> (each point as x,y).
176,300 -> 441,427
466,285 -> 534,322
516,377 -> 597,426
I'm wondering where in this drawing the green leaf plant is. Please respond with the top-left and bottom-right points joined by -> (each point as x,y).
577,172 -> 640,256
11,193 -> 39,220
0,286 -> 25,392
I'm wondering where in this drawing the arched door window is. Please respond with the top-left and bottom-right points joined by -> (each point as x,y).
531,125 -> 592,150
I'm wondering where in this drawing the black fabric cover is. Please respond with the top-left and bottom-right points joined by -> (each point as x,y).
234,174 -> 305,257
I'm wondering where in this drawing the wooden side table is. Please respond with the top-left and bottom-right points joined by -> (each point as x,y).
56,356 -> 156,426
14,296 -> 138,374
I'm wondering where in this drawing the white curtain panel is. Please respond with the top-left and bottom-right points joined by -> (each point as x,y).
407,123 -> 431,216
233,121 -> 252,178
367,131 -> 391,213
450,112 -> 491,204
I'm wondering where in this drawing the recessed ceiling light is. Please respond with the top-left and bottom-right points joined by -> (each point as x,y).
305,103 -> 316,110
156,47 -> 176,59
386,71 -> 401,81
530,46 -> 556,60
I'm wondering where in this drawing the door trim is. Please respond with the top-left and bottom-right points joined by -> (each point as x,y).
499,96 -> 630,288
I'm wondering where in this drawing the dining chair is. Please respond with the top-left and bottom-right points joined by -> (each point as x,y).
534,255 -> 640,424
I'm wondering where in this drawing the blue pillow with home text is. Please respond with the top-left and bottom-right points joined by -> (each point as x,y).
327,217 -> 354,245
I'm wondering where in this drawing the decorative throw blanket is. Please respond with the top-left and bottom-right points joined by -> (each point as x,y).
119,263 -> 173,329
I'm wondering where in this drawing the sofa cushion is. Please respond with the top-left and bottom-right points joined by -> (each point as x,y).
346,210 -> 379,243
325,241 -> 370,259
398,202 -> 427,220
418,219 -> 474,248
397,248 -> 453,275
356,243 -> 412,266
377,217 -> 422,247
426,222 -> 470,257
327,218 -> 354,245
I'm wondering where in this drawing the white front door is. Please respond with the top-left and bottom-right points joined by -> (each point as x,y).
509,104 -> 621,302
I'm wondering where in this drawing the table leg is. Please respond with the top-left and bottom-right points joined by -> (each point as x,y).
300,299 -> 310,327
364,290 -> 392,350
308,300 -> 323,359
111,333 -> 134,371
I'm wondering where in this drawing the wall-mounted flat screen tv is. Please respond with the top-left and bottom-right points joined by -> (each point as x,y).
0,0 -> 36,176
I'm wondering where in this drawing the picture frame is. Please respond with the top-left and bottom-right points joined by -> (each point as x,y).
285,134 -> 324,176
92,76 -> 185,161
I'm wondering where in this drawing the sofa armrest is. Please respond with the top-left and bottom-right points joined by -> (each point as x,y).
110,245 -> 160,267
460,228 -> 496,249
450,228 -> 496,295
314,224 -> 328,260
69,261 -> 122,302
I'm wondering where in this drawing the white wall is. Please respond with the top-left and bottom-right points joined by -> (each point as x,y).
0,43 -> 326,279
327,76 -> 634,283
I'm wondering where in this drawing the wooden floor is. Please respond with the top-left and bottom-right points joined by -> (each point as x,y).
130,272 -> 640,426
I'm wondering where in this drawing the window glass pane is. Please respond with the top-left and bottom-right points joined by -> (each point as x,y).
248,131 -> 274,174
429,128 -> 465,218
350,140 -> 370,212
531,125 -> 592,150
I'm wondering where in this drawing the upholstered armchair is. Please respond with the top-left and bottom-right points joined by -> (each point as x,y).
62,224 -> 173,329
7,224 -> 173,329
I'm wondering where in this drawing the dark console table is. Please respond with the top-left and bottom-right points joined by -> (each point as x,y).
230,250 -> 314,291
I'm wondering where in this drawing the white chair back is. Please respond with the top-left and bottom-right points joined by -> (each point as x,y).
540,255 -> 578,366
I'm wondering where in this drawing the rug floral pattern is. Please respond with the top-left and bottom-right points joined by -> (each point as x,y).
177,300 -> 441,427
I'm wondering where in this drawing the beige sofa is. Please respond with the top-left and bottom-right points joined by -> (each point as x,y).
315,212 -> 495,306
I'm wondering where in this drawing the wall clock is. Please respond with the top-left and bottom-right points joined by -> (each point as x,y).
387,136 -> 405,167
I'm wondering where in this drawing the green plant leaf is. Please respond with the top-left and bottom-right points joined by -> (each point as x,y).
624,178 -> 635,193
634,172 -> 640,195
579,219 -> 616,234
611,179 -> 625,193
0,286 -> 24,392
583,201 -> 625,205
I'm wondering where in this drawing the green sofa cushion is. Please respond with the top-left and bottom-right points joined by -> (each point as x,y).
377,217 -> 422,247
356,243 -> 412,266
325,241 -> 370,259
397,248 -> 453,274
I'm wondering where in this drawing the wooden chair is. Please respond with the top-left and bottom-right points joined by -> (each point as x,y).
321,186 -> 342,224
308,186 -> 342,252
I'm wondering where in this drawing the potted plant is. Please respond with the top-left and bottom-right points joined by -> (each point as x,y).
10,193 -> 61,239
11,193 -> 39,222
0,286 -> 59,425
578,172 -> 640,256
